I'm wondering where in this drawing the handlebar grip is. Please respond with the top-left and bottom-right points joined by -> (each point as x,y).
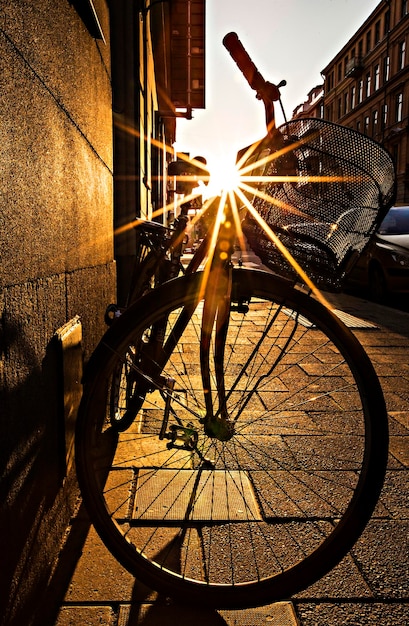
222,32 -> 265,93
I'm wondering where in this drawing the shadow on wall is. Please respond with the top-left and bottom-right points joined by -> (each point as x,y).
0,316 -> 80,626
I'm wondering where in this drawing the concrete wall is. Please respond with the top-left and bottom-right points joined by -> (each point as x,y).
0,1 -> 116,623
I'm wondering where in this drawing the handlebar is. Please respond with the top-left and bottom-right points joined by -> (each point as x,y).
222,32 -> 285,104
223,31 -> 297,176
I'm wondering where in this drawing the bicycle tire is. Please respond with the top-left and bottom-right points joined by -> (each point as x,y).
76,269 -> 388,609
110,345 -> 145,431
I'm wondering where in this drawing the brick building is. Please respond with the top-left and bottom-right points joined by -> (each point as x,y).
292,84 -> 324,119
0,2 -> 205,624
321,0 -> 409,204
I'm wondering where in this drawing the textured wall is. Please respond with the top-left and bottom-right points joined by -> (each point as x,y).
0,1 -> 115,623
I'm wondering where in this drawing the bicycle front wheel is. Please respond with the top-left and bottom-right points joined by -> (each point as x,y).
76,269 -> 388,608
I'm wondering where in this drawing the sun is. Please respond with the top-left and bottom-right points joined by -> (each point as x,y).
205,154 -> 242,197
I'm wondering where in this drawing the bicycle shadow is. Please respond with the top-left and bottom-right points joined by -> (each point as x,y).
126,536 -> 228,625
128,599 -> 228,625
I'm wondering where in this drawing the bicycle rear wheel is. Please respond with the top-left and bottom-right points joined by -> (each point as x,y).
76,269 -> 388,608
109,345 -> 144,431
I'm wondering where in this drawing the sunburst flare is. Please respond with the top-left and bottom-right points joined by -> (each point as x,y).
112,120 -> 369,308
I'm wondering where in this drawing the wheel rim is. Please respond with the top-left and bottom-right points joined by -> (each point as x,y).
77,271 -> 387,607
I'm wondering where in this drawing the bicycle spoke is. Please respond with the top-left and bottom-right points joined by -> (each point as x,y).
77,270 -> 387,606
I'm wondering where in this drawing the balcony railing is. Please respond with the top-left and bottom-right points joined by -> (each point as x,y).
345,57 -> 364,78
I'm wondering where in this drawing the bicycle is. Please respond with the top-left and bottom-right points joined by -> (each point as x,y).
75,32 -> 396,609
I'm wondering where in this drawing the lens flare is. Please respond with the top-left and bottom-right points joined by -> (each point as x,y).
111,120 -> 366,307
205,155 -> 242,196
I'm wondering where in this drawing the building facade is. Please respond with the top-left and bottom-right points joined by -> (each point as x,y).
0,2 -> 204,624
111,0 -> 205,305
321,0 -> 409,204
1,2 -> 115,623
292,84 -> 324,119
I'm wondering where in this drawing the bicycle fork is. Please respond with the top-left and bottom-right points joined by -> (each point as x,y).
200,209 -> 236,441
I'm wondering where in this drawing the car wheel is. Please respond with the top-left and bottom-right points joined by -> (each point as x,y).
369,264 -> 387,302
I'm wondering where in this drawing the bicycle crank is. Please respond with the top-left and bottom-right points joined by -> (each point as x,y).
163,423 -> 199,451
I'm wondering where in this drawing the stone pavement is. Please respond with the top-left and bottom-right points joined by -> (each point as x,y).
46,253 -> 408,626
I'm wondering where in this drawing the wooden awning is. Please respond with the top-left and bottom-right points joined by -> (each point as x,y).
170,0 -> 205,110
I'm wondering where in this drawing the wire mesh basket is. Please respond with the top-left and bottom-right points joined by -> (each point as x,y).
134,221 -> 168,266
242,118 -> 396,290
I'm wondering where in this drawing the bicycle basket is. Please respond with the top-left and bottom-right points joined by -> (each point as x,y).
134,220 -> 168,266
242,118 -> 396,290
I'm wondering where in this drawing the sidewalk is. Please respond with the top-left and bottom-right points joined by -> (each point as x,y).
48,255 -> 408,626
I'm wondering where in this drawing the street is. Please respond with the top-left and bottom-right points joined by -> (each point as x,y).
43,280 -> 409,626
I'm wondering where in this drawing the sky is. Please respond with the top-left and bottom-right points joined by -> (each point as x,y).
174,0 -> 381,183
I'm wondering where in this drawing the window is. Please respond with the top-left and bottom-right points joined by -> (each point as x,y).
364,116 -> 370,134
384,9 -> 390,35
374,64 -> 380,90
372,110 -> 378,136
344,92 -> 348,115
338,97 -> 342,117
402,0 -> 408,18
325,72 -> 334,93
351,85 -> 356,109
358,40 -> 363,58
383,55 -> 390,83
358,80 -> 364,103
375,20 -> 381,45
398,40 -> 406,71
366,72 -> 371,98
357,120 -> 361,133
329,71 -> 334,91
396,93 -> 403,122
382,103 -> 388,128
366,31 -> 371,54
338,63 -> 342,82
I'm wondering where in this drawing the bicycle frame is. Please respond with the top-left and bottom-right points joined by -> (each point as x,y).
115,199 -> 241,440
111,32 -> 292,441
76,32 -> 391,606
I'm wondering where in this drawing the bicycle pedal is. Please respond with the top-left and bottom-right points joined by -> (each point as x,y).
230,301 -> 249,313
164,424 -> 198,451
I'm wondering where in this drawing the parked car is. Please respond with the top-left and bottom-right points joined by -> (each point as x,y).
347,206 -> 409,301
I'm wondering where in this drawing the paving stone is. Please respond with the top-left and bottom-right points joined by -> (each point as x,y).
389,435 -> 409,467
294,553 -> 372,599
63,526 -> 135,603
50,289 -> 409,625
117,601 -> 298,625
376,470 -> 409,518
388,412 -> 409,434
294,602 -> 409,626
55,605 -> 116,626
351,520 -> 409,598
